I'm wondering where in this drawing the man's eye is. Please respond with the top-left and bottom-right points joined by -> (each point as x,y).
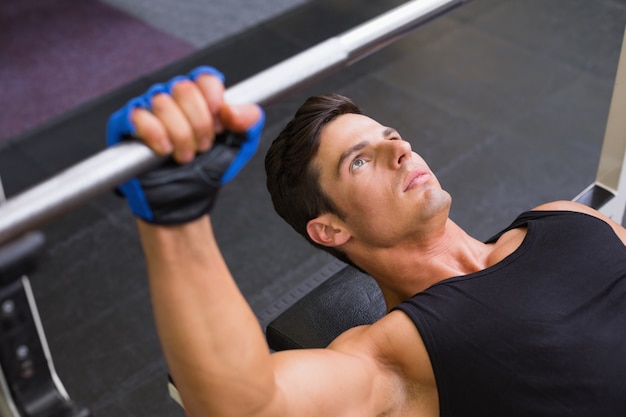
351,158 -> 366,171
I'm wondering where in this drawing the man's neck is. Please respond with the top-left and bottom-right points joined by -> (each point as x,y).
350,219 -> 492,309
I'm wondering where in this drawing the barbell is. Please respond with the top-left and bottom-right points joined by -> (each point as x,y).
0,0 -> 469,246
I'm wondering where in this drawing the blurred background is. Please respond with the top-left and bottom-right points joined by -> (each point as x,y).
1,0 -> 625,416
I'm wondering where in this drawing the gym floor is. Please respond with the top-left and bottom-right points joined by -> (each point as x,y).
1,0 -> 625,415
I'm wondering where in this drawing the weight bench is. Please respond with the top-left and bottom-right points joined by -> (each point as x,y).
266,263 -> 385,350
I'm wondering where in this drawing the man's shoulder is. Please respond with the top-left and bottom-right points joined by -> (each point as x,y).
531,200 -> 588,212
530,200 -> 626,244
328,310 -> 417,349
329,311 -> 436,388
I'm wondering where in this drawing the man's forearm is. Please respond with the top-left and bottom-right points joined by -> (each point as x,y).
136,217 -> 277,417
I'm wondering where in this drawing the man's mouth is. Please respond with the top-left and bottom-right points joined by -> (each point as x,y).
403,168 -> 430,192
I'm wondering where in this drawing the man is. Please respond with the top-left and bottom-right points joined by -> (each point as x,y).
108,67 -> 626,416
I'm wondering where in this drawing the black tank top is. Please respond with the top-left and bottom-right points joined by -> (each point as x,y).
393,211 -> 626,416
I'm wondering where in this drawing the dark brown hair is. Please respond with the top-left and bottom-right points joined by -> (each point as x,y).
265,94 -> 362,264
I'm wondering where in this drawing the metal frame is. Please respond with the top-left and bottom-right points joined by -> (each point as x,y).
0,180 -> 86,417
0,176 -> 20,417
574,26 -> 626,223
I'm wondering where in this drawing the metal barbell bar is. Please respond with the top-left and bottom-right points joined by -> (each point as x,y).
0,0 -> 468,246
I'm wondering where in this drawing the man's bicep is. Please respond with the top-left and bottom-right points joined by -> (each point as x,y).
270,343 -> 397,417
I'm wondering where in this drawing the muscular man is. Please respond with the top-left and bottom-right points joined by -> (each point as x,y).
108,67 -> 626,417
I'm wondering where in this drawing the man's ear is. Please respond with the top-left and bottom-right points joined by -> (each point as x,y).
306,214 -> 350,247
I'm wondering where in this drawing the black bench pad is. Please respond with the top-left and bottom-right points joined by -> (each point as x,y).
266,265 -> 386,350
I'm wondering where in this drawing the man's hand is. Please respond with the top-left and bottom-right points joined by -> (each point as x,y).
106,66 -> 264,224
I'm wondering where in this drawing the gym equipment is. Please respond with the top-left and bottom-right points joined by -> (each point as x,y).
0,178 -> 91,417
0,0 -> 470,247
0,0 -> 470,415
574,24 -> 626,223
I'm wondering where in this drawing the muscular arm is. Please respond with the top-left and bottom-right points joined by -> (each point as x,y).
118,71 -> 423,417
137,217 -> 276,416
137,217 -> 407,417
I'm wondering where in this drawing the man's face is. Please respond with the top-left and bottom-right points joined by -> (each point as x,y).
314,113 -> 451,249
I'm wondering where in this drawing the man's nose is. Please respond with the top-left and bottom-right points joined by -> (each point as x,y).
386,139 -> 412,168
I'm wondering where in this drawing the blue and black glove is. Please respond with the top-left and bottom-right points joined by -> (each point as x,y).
106,66 -> 265,225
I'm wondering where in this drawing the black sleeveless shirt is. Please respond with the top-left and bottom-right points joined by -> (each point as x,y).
393,211 -> 626,416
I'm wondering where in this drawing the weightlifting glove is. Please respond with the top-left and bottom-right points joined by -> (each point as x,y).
106,66 -> 265,224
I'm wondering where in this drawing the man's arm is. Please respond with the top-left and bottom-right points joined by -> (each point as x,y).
137,217 -> 273,416
137,217 -> 404,417
115,70 -> 411,417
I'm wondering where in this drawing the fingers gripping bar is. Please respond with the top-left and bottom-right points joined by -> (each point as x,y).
0,0 -> 468,246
